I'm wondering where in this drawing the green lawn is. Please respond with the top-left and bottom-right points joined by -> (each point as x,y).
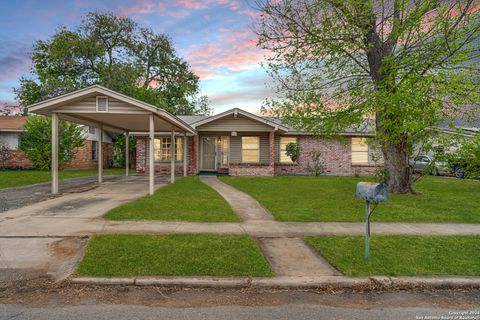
219,176 -> 480,223
307,236 -> 480,276
105,176 -> 239,222
77,234 -> 272,277
0,168 -> 126,189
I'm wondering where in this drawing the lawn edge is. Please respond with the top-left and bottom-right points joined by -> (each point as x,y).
70,275 -> 480,290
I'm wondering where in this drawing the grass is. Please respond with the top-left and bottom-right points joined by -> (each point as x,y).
0,168 -> 127,189
219,176 -> 480,223
77,234 -> 272,277
105,176 -> 240,222
307,236 -> 480,276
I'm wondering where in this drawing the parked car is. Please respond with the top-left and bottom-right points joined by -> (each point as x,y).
409,155 -> 449,176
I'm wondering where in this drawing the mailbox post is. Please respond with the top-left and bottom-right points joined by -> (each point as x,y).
356,182 -> 388,259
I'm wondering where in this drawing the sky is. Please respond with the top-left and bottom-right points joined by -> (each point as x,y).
0,0 -> 275,114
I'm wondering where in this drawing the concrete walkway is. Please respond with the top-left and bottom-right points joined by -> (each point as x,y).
0,175 -> 168,279
200,176 -> 274,221
200,176 -> 338,276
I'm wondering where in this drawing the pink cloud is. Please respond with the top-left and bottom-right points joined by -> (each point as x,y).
186,28 -> 267,79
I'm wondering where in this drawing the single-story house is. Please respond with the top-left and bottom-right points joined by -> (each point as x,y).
133,108 -> 379,177
0,115 -> 113,169
25,85 -> 380,194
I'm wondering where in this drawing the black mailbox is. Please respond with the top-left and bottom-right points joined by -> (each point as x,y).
356,182 -> 388,203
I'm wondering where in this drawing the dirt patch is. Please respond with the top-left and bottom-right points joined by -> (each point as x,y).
0,276 -> 479,309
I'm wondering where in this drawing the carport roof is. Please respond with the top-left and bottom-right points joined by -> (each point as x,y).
27,85 -> 196,134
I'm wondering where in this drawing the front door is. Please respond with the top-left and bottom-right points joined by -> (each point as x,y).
201,137 -> 217,171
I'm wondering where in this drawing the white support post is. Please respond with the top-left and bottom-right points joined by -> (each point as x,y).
125,131 -> 129,177
183,132 -> 187,177
98,125 -> 103,183
51,113 -> 59,194
149,114 -> 155,195
170,128 -> 175,183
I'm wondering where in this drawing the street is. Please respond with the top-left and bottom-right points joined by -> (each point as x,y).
1,303 -> 477,320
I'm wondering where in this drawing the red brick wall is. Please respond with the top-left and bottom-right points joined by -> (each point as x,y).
0,150 -> 33,169
1,140 -> 112,170
274,136 -> 377,176
134,134 -> 377,177
135,136 -> 196,175
229,164 -> 274,176
64,140 -> 112,169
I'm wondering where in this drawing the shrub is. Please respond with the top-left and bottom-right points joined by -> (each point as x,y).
20,116 -> 85,170
285,142 -> 300,163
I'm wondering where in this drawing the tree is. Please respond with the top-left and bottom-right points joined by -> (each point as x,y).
20,116 -> 85,170
15,12 -> 211,115
255,0 -> 480,193
112,133 -> 136,168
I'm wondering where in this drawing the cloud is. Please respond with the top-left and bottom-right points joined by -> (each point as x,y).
0,41 -> 31,83
186,27 -> 267,80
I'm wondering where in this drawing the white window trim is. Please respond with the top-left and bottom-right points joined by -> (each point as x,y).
241,136 -> 260,163
154,137 -> 183,162
96,96 -> 109,112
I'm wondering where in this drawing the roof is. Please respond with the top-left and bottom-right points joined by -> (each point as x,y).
184,108 -> 291,132
0,116 -> 29,132
178,112 -> 375,136
27,85 -> 196,134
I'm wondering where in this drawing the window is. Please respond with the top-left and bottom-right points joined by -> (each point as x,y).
154,137 -> 183,161
241,136 -> 259,163
96,96 -> 108,112
221,136 -> 229,166
351,137 -> 369,164
91,141 -> 98,161
280,137 -> 297,163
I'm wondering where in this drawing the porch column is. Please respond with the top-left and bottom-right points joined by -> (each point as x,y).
51,113 -> 59,194
170,128 -> 175,183
98,125 -> 103,183
269,131 -> 275,174
125,131 -> 129,177
149,114 -> 155,195
183,132 -> 187,177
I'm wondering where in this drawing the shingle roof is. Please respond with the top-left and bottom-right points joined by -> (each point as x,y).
0,116 -> 29,131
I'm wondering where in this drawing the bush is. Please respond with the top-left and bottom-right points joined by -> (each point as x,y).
306,150 -> 325,176
446,135 -> 480,178
20,116 -> 85,170
112,133 -> 136,167
285,142 -> 300,163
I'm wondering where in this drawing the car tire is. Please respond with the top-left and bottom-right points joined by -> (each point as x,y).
454,166 -> 465,179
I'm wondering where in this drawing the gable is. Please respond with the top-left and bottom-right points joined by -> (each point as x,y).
196,114 -> 275,132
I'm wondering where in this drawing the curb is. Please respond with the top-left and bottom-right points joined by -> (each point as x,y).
70,275 -> 480,289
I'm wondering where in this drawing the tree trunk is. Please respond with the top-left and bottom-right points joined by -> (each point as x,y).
381,135 -> 415,194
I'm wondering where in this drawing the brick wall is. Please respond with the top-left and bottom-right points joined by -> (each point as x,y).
0,150 -> 33,169
1,140 -> 112,170
229,164 -> 274,176
274,136 -> 377,176
64,140 -> 112,169
135,136 -> 196,175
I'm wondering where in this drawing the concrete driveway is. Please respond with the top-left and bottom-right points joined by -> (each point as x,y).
0,175 -> 167,280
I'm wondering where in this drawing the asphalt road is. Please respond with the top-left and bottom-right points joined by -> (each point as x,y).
1,304 -> 475,320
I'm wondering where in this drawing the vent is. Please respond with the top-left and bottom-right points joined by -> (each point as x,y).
96,96 -> 108,112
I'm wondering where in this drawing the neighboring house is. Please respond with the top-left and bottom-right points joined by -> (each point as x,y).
134,108 -> 379,176
0,116 -> 113,169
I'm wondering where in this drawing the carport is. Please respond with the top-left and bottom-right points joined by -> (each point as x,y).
27,85 -> 196,195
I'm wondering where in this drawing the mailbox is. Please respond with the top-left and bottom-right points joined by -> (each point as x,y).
356,182 -> 388,203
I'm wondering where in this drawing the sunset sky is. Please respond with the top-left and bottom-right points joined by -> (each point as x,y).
0,0 -> 273,114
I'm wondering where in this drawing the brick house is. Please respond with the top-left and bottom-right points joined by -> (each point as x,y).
134,108 -> 380,176
0,116 -> 113,169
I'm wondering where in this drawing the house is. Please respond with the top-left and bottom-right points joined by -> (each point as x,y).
133,108 -> 379,177
25,84 -> 380,194
0,115 -> 113,169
